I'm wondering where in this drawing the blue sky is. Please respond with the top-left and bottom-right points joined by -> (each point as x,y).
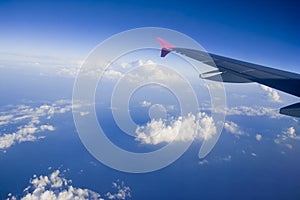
1,0 -> 300,71
1,1 -> 300,198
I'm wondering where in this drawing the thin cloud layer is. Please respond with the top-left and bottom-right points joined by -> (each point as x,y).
224,105 -> 283,118
0,100 -> 73,150
135,112 -> 216,145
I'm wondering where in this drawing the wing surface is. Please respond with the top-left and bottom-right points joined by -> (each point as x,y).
157,38 -> 300,117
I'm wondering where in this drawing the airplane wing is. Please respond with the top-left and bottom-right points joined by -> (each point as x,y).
157,38 -> 300,117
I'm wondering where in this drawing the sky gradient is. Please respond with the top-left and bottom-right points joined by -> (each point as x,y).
1,0 -> 300,72
1,1 -> 300,199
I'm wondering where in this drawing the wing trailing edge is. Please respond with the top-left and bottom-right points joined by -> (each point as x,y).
280,102 -> 300,118
200,70 -> 253,83
157,38 -> 300,117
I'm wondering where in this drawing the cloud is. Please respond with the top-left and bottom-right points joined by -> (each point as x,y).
285,143 -> 293,149
198,159 -> 209,165
106,181 -> 131,200
55,67 -> 79,78
260,85 -> 281,103
206,104 -> 283,119
97,59 -> 186,86
274,126 -> 300,147
75,59 -> 157,80
40,125 -> 55,131
103,70 -> 124,80
7,170 -> 131,200
125,60 -> 184,85
283,126 -> 296,138
0,100 -> 73,150
140,100 -> 152,107
222,155 -> 232,161
199,155 -> 232,165
255,134 -> 262,141
0,114 -> 13,121
224,105 -> 283,118
135,112 -> 216,145
0,51 -> 81,70
0,124 -> 50,149
224,121 -> 244,135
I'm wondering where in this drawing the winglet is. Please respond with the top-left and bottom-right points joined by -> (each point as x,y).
156,37 -> 175,57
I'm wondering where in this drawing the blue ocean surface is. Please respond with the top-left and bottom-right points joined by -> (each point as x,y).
0,66 -> 300,199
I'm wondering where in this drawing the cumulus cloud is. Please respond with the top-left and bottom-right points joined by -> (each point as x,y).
77,59 -> 159,81
125,61 -> 184,85
0,100 -> 73,150
7,170 -> 131,200
0,124 -> 52,149
224,121 -> 244,135
135,112 -> 216,145
274,126 -> 300,147
140,100 -> 152,107
98,59 -> 186,86
283,127 -> 296,138
40,125 -> 56,131
255,134 -> 262,141
106,181 -> 131,200
260,85 -> 281,103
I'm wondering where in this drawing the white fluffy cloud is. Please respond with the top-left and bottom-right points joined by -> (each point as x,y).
274,126 -> 300,147
126,60 -> 184,85
255,134 -> 262,141
283,127 -> 296,138
7,170 -> 131,200
0,100 -> 73,150
224,121 -> 244,135
99,59 -> 186,86
0,124 -> 45,149
135,112 -> 216,145
282,126 -> 300,140
40,125 -> 55,132
260,85 -> 281,103
103,70 -> 124,80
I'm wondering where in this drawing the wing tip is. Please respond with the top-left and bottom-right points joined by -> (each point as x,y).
156,37 -> 175,57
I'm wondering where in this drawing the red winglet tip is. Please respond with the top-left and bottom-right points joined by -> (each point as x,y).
156,37 -> 175,50
157,37 -> 175,57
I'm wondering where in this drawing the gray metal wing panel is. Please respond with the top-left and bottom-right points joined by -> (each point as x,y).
173,48 -> 300,97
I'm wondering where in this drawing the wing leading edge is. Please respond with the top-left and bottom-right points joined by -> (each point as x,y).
157,38 -> 300,117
